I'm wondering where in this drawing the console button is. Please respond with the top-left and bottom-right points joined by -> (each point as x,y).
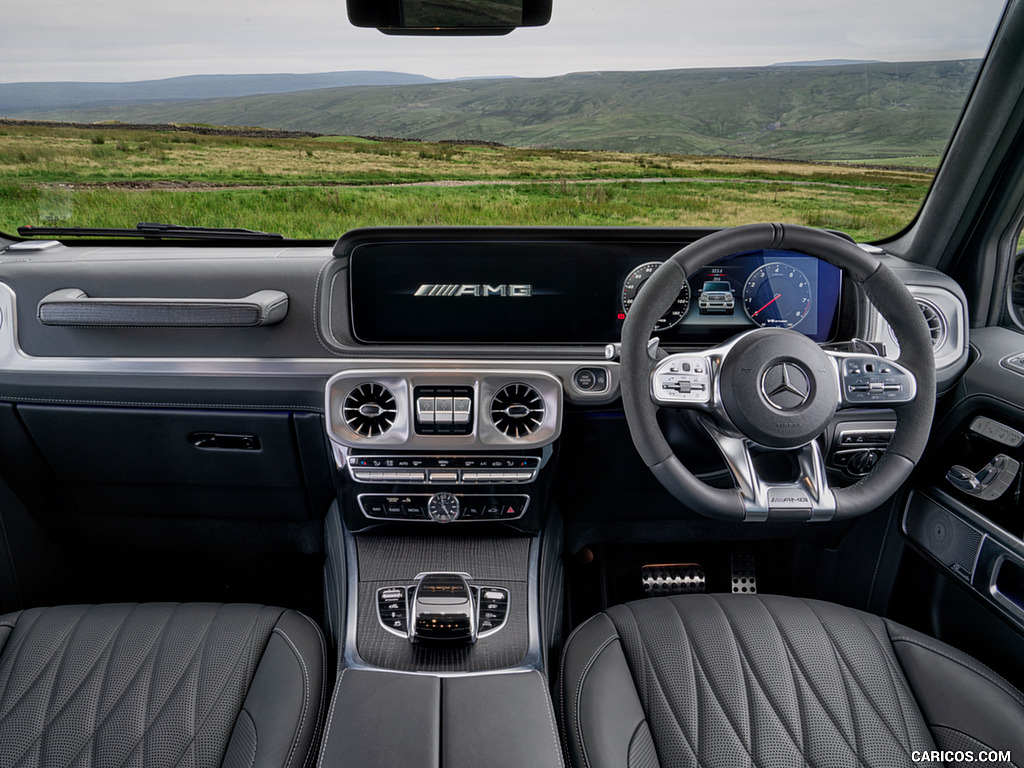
453,397 -> 472,424
404,503 -> 427,520
362,498 -> 387,517
573,368 -> 596,390
434,397 -> 454,424
416,397 -> 436,424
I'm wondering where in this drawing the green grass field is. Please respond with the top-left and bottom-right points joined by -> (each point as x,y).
0,123 -> 934,241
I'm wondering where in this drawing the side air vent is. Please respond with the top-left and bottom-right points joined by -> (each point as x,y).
490,383 -> 545,438
916,299 -> 947,351
343,382 -> 398,438
888,298 -> 947,352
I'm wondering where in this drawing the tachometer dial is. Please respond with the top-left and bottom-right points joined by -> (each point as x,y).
742,262 -> 812,329
621,261 -> 691,332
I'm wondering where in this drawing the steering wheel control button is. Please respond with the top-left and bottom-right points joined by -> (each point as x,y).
839,357 -> 915,404
652,355 -> 711,404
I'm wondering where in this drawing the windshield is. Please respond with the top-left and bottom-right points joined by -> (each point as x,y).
0,0 -> 1007,241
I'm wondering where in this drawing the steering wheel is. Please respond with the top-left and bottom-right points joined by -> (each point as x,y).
621,223 -> 936,521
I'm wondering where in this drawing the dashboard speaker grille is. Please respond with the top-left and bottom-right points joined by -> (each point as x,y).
343,382 -> 397,438
490,383 -> 545,438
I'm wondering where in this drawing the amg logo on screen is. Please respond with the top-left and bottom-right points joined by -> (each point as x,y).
413,284 -> 533,297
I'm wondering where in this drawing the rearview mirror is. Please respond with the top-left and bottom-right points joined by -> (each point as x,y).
347,0 -> 551,35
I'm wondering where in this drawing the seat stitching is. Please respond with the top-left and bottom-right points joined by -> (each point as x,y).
4,605 -> 175,768
317,666 -> 347,768
108,606 -> 244,768
91,608 -> 135,768
623,602 -> 700,766
272,628 -> 311,768
889,635 -> 1024,708
0,608 -> 78,722
531,669 -> 566,768
761,600 -> 865,763
715,599 -> 810,762
848,611 -> 918,749
573,635 -> 617,768
163,608 -> 277,768
667,598 -> 761,766
803,604 -> 922,760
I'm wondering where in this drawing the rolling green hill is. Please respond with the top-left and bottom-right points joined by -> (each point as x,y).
8,60 -> 980,161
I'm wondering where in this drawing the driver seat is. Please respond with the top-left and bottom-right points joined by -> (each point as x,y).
560,594 -> 1024,768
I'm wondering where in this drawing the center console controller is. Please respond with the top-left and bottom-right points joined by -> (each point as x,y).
376,572 -> 511,643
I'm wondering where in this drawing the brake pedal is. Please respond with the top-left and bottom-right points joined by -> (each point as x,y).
641,563 -> 706,596
730,553 -> 757,594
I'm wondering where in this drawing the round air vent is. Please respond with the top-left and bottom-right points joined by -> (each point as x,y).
916,299 -> 947,351
490,383 -> 545,438
887,298 -> 946,351
343,382 -> 397,438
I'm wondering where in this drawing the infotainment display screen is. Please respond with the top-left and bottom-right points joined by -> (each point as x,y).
349,240 -> 842,344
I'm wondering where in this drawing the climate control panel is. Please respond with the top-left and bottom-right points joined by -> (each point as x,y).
347,454 -> 540,485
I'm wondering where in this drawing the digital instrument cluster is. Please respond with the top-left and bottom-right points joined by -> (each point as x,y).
619,250 -> 841,342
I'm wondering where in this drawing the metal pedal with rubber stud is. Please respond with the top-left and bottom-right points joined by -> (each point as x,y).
731,553 -> 757,594
641,563 -> 706,596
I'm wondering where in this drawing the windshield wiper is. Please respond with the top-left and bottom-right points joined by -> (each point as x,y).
17,222 -> 285,241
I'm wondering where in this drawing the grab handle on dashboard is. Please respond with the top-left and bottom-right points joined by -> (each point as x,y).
37,288 -> 289,327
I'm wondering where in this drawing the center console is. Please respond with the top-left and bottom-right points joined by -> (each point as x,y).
318,366 -> 566,768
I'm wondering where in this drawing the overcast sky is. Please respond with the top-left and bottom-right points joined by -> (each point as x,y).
0,0 -> 1007,83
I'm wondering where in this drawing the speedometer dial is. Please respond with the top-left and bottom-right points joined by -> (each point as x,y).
621,261 -> 691,332
742,262 -> 812,329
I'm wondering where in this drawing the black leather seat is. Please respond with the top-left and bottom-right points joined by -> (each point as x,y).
560,594 -> 1024,768
0,603 -> 324,768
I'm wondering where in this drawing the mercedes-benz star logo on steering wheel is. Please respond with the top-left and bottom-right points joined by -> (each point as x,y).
761,362 -> 812,411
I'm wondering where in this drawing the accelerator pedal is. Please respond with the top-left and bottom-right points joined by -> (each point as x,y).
730,553 -> 757,594
641,563 -> 706,596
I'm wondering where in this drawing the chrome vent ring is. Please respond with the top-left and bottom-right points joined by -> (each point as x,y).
490,383 -> 545,438
343,382 -> 398,438
888,298 -> 947,352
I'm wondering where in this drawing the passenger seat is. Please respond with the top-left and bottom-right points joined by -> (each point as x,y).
0,603 -> 324,768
